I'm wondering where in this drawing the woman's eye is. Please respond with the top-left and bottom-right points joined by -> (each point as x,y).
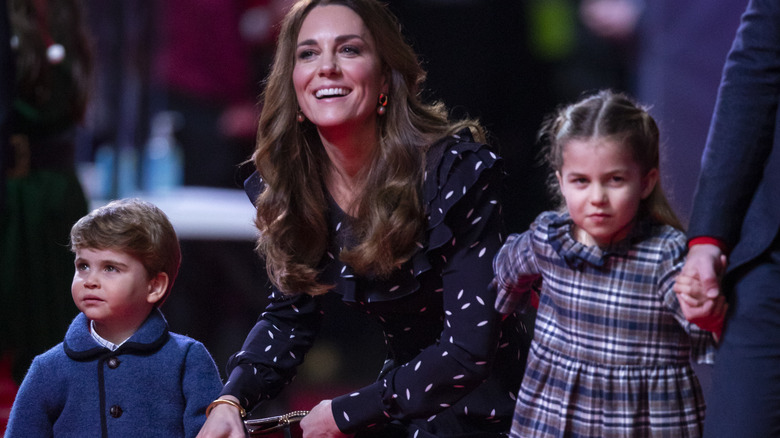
297,49 -> 315,60
341,45 -> 361,55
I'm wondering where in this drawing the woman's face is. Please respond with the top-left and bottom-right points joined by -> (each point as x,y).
293,5 -> 386,134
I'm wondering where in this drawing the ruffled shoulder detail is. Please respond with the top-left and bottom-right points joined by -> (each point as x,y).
423,128 -> 501,250
336,129 -> 501,304
543,211 -> 655,269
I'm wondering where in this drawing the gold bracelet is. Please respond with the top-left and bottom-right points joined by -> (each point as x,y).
206,398 -> 246,419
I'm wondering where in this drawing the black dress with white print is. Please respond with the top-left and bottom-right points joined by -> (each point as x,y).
223,129 -> 533,437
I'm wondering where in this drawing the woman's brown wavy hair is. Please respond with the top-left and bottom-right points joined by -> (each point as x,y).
253,0 -> 483,295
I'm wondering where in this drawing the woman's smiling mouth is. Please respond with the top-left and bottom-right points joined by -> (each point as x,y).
315,87 -> 350,98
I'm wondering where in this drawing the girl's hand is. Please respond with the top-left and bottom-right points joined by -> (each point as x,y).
674,273 -> 728,338
196,397 -> 246,438
673,273 -> 707,308
300,400 -> 351,438
682,294 -> 727,340
682,244 -> 728,300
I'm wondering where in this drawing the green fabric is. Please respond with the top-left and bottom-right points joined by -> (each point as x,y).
527,0 -> 576,61
0,169 -> 87,383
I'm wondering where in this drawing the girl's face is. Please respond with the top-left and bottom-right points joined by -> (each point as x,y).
292,5 -> 387,135
556,137 -> 658,247
71,247 -> 167,344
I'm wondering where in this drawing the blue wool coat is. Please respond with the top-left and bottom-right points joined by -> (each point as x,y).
5,309 -> 223,438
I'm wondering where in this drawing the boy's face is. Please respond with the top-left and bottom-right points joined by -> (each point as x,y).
72,247 -> 166,343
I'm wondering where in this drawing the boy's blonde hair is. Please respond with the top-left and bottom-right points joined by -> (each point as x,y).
70,198 -> 181,305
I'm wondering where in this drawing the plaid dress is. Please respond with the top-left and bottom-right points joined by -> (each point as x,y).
494,211 -> 716,438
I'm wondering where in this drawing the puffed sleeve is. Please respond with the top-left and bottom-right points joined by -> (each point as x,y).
220,290 -> 323,411
222,171 -> 325,411
330,137 -> 508,432
493,214 -> 546,314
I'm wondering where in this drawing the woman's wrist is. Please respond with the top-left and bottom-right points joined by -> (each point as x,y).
206,397 -> 246,419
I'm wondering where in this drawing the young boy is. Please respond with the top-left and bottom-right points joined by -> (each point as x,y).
5,198 -> 223,437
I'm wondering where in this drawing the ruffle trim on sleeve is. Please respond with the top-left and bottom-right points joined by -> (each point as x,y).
335,130 -> 501,304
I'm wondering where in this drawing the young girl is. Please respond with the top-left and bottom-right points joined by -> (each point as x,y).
494,90 -> 717,437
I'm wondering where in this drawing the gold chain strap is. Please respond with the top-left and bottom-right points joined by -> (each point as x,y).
279,410 -> 309,425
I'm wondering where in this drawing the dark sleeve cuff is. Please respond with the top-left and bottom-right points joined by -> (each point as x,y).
330,381 -> 389,434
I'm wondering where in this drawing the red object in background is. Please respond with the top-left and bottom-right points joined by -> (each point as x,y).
0,353 -> 20,434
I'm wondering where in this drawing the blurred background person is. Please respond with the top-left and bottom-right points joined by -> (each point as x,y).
0,0 -> 93,426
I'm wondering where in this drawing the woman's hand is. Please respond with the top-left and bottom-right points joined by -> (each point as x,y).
300,400 -> 351,438
196,397 -> 246,438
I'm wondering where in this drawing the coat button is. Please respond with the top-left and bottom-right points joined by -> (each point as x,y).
109,405 -> 123,418
107,357 -> 120,369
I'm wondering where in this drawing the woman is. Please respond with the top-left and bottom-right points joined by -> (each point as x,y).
198,0 -> 531,436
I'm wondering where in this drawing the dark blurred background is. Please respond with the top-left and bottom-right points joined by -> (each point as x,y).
1,0 -> 747,428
